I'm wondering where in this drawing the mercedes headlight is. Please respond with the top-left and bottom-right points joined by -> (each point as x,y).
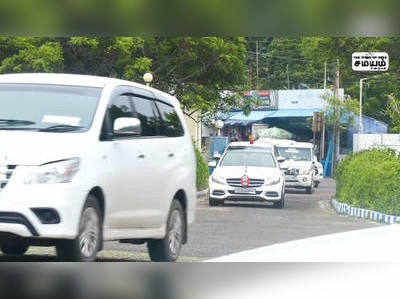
24,158 -> 81,184
211,175 -> 226,185
265,177 -> 281,186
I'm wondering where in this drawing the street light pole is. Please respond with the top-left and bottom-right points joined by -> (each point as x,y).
359,78 -> 365,134
143,72 -> 153,87
359,74 -> 381,134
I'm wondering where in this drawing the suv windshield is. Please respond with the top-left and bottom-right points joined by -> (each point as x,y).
0,84 -> 102,132
220,149 -> 276,168
277,147 -> 312,161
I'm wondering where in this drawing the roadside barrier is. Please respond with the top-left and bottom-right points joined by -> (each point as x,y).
331,198 -> 400,224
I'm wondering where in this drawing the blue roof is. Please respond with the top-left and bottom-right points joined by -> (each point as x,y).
223,109 -> 321,125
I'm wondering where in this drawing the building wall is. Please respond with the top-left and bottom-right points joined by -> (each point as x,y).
277,89 -> 344,110
353,134 -> 400,153
183,112 -> 202,149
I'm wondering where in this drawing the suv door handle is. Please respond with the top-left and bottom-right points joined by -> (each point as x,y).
138,154 -> 145,159
168,153 -> 175,158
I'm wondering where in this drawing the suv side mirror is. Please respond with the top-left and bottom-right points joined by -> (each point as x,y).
277,156 -> 286,163
208,160 -> 217,168
114,117 -> 141,136
213,152 -> 221,159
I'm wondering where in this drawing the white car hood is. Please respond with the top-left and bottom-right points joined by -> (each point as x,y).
0,131 -> 90,165
213,166 -> 281,180
280,160 -> 313,170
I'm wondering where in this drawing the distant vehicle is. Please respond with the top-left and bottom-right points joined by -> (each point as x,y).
257,138 -> 316,194
0,73 -> 197,262
208,142 -> 286,208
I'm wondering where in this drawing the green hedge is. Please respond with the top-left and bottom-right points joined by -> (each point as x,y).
335,149 -> 400,215
194,143 -> 209,191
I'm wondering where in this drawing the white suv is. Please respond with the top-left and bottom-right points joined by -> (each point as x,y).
0,73 -> 197,262
258,138 -> 316,194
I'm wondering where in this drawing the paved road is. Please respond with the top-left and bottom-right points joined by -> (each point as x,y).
0,179 -> 379,261
104,178 -> 379,259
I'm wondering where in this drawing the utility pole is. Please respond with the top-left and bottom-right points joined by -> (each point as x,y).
256,40 -> 259,90
334,59 -> 340,98
320,114 -> 325,160
331,59 -> 340,176
249,68 -> 252,91
286,64 -> 290,89
324,61 -> 327,90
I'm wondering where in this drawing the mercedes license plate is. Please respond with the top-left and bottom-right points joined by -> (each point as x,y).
234,187 -> 256,194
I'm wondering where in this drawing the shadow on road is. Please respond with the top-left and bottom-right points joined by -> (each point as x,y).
0,254 -> 144,262
219,202 -> 277,209
285,188 -> 307,194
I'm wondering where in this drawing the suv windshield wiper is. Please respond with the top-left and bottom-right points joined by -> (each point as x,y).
0,119 -> 36,126
39,124 -> 85,132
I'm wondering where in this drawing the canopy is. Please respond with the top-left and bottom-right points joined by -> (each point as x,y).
254,127 -> 294,139
222,109 -> 321,126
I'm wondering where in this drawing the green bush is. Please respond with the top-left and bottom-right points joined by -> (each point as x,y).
335,148 -> 400,215
194,143 -> 209,191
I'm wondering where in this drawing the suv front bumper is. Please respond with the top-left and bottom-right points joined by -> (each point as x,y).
285,174 -> 313,188
0,183 -> 88,240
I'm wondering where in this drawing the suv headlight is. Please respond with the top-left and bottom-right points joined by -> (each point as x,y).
24,158 -> 81,184
211,175 -> 226,185
265,177 -> 281,186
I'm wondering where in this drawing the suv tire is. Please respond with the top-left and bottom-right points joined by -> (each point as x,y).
1,240 -> 29,256
209,198 -> 218,206
56,195 -> 102,262
306,184 -> 314,194
147,200 -> 185,262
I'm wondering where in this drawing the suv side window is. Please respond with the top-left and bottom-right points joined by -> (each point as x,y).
108,95 -> 135,132
156,101 -> 184,137
130,95 -> 160,137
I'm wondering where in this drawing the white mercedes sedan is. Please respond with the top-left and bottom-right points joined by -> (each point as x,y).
208,142 -> 286,208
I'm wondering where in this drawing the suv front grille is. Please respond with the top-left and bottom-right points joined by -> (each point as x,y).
227,178 -> 265,188
285,168 -> 299,176
0,165 -> 16,191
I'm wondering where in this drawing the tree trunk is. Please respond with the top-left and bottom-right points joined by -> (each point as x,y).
331,126 -> 336,177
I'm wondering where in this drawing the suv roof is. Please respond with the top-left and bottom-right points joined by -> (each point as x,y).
228,141 -> 274,149
0,73 -> 177,106
257,138 -> 313,148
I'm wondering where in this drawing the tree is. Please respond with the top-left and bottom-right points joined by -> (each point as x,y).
322,93 -> 359,172
262,37 -> 309,90
387,94 -> 400,133
0,37 -> 63,73
300,37 -> 400,128
248,37 -> 400,131
0,37 -> 249,118
145,37 -> 248,116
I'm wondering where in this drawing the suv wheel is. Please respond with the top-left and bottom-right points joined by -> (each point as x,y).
306,184 -> 314,194
1,240 -> 29,256
147,200 -> 185,262
56,195 -> 102,262
209,198 -> 218,206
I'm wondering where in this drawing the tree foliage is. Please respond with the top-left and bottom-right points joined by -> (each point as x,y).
387,94 -> 400,133
0,37 -> 248,117
322,93 -> 359,131
253,37 -> 400,130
